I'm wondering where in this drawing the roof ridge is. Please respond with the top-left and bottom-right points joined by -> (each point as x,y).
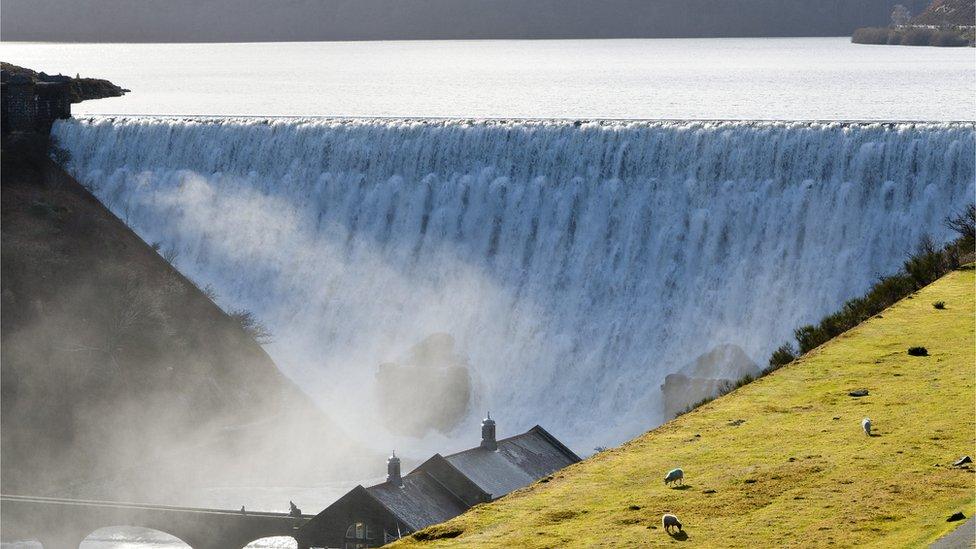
443,427 -> 540,459
527,425 -> 582,462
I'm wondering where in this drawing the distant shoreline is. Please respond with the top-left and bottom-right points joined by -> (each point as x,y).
852,25 -> 975,46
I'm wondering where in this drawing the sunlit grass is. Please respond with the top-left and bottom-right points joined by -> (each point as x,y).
393,267 -> 976,547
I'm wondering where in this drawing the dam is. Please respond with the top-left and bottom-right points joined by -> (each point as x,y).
53,116 -> 976,454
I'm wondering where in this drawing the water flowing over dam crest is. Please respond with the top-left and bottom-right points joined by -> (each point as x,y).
54,117 -> 976,455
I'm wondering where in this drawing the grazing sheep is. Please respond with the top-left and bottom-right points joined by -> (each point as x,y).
662,513 -> 683,533
664,468 -> 684,486
862,417 -> 872,436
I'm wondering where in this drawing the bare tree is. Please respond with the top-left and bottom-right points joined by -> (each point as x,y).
946,204 -> 976,244
891,4 -> 911,27
230,309 -> 273,344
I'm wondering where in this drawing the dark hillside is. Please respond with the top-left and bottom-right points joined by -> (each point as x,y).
0,140 -> 373,505
0,0 -> 929,42
912,0 -> 976,26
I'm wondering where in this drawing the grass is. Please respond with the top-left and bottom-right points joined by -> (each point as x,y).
393,267 -> 976,548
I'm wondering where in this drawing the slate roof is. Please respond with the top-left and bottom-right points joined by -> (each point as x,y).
443,425 -> 580,499
365,471 -> 469,531
302,423 -> 580,542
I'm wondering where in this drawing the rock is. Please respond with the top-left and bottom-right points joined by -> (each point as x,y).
376,333 -> 472,437
947,512 -> 966,522
952,456 -> 973,467
661,344 -> 761,419
703,489 -> 716,494
848,389 -> 869,397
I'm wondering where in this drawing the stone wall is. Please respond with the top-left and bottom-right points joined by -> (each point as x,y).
1,78 -> 72,135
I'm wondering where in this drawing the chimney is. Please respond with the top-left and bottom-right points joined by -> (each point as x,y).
480,412 -> 497,451
387,450 -> 402,486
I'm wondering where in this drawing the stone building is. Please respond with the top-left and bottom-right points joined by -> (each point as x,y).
298,414 -> 580,548
0,73 -> 72,135
1,63 -> 127,136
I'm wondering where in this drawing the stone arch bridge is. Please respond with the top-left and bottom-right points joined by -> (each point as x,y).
0,494 -> 310,549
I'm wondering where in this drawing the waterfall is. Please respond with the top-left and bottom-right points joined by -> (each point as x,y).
53,116 -> 975,454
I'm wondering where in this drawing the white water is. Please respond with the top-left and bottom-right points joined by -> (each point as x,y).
54,116 -> 975,457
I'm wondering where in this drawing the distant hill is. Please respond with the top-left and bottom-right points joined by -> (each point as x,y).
0,0 -> 929,42
911,0 -> 976,26
0,141 -> 374,505
393,267 -> 975,547
852,0 -> 974,46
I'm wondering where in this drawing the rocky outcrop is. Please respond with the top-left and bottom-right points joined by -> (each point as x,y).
661,344 -> 760,419
376,333 -> 472,437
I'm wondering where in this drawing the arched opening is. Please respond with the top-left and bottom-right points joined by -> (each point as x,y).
80,526 -> 191,549
343,522 -> 380,549
242,536 -> 298,549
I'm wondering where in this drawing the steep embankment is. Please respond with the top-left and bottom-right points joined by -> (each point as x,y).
394,267 -> 976,547
0,145 -> 371,505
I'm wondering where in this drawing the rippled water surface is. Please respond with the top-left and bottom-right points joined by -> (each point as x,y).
2,38 -> 974,119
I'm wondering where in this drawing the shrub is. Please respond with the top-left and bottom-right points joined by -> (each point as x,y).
946,205 -> 975,252
48,135 -> 72,166
230,309 -> 273,344
768,343 -> 798,370
933,301 -> 946,310
907,346 -> 928,357
852,27 -> 892,44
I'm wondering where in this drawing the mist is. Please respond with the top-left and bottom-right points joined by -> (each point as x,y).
52,116 -> 975,458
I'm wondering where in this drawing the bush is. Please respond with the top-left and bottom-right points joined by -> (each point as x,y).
48,135 -> 72,166
230,309 -> 273,344
933,301 -> 946,310
907,346 -> 928,357
768,343 -> 798,370
852,27 -> 892,44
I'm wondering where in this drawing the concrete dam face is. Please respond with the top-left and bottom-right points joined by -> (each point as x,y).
54,117 -> 975,455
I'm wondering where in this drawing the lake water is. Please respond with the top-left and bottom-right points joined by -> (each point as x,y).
2,38 -> 974,120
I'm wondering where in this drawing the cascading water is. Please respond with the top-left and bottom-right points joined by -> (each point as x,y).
54,116 -> 975,455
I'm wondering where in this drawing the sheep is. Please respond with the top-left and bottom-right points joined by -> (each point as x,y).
662,513 -> 683,534
862,417 -> 872,436
664,467 -> 684,486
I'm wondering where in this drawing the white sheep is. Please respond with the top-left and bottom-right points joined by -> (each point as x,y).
862,417 -> 872,436
662,513 -> 683,533
664,468 -> 684,486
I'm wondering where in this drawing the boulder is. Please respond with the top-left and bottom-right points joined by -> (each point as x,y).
376,333 -> 472,437
661,344 -> 760,420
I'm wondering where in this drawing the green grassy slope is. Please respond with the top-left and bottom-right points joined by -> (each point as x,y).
395,268 -> 976,548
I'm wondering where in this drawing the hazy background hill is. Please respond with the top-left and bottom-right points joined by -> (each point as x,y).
1,0 -> 929,42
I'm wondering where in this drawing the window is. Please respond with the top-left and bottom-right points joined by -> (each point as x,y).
343,522 -> 377,549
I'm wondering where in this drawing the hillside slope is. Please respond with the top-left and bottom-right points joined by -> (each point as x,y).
1,0 -> 925,42
1,145 -> 372,505
912,0 -> 976,27
394,267 -> 976,547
